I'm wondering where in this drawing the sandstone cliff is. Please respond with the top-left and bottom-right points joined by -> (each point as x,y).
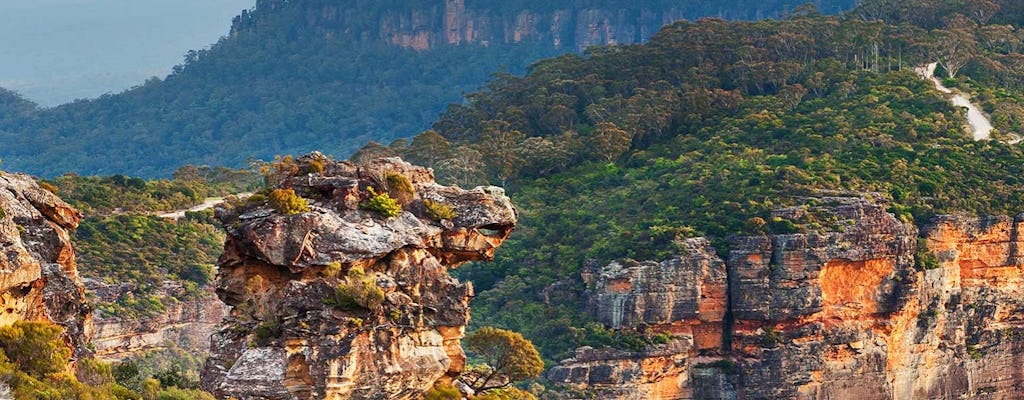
200,155 -> 516,399
87,280 -> 227,361
234,0 -> 694,52
0,172 -> 91,357
551,195 -> 1024,399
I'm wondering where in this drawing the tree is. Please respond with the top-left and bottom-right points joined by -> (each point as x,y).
932,28 -> 977,78
0,321 -> 71,376
478,121 -> 526,186
405,130 -> 453,167
587,122 -> 632,163
463,327 -> 543,394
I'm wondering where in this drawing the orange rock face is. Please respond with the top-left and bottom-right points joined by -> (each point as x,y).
0,172 -> 91,358
200,156 -> 517,400
552,196 -> 1024,399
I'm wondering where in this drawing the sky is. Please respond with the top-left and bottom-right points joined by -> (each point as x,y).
0,0 -> 254,107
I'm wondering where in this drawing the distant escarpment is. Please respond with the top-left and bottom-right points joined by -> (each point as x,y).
235,0 -> 853,52
550,195 -> 1024,399
0,172 -> 90,356
200,155 -> 517,399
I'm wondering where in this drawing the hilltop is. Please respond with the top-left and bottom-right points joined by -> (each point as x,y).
0,0 -> 853,177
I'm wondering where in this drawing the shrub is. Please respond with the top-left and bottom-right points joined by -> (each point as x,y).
268,188 -> 310,215
307,158 -> 327,174
385,173 -> 415,205
362,187 -> 401,218
253,320 -> 282,347
0,321 -> 71,376
76,358 -> 114,386
424,383 -> 461,400
423,199 -> 457,221
475,387 -> 538,400
915,238 -> 940,270
39,181 -> 59,194
327,268 -> 385,311
156,387 -> 216,400
323,261 -> 342,278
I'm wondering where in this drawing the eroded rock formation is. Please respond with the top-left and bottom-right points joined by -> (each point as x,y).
87,280 -> 227,361
0,172 -> 91,356
235,0 -> 694,52
552,195 -> 1024,399
200,156 -> 516,399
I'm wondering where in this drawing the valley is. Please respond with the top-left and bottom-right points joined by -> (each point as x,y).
1,0 -> 1024,399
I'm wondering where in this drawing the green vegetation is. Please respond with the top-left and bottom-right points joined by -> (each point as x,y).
916,238 -> 941,270
385,172 -> 416,206
47,166 -> 256,318
78,215 -> 220,317
474,387 -> 538,400
424,383 -> 461,400
423,199 -> 457,221
0,1 -> 857,178
268,188 -> 310,215
371,4 -> 1024,362
46,166 -> 257,216
112,348 -> 215,399
326,267 -> 386,311
0,321 -> 135,399
362,187 -> 402,218
0,322 -> 70,377
464,327 -> 544,394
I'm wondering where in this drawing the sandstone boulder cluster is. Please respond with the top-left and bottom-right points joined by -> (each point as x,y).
552,195 -> 1024,399
199,156 -> 517,399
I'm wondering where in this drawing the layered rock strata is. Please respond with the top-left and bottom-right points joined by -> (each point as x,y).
200,156 -> 516,400
552,196 -> 1024,399
0,172 -> 91,356
87,280 -> 227,361
235,0 -> 695,52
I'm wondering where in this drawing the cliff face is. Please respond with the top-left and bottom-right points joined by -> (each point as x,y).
236,0 -> 690,52
200,156 -> 516,399
0,172 -> 90,356
551,196 -> 1024,399
87,280 -> 227,361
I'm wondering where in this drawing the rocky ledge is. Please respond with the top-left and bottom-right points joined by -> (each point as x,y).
200,155 -> 516,399
0,172 -> 90,356
551,195 -> 1024,399
87,279 -> 227,361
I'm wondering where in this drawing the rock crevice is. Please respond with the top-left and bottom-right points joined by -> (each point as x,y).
553,195 -> 1024,399
200,156 -> 516,400
0,172 -> 90,357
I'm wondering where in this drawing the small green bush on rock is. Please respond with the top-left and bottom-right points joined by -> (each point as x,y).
385,173 -> 415,205
362,187 -> 401,218
268,188 -> 309,215
423,199 -> 457,221
327,268 -> 385,311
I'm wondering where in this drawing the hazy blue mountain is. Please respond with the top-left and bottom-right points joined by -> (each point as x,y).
0,0 -> 252,106
0,0 -> 855,177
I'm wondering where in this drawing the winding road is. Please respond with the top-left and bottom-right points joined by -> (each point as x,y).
915,62 -> 1021,144
156,193 -> 251,220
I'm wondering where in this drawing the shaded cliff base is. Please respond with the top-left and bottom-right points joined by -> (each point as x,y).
550,195 -> 1024,399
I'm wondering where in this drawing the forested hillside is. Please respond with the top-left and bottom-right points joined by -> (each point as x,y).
363,0 -> 1024,361
0,0 -> 853,177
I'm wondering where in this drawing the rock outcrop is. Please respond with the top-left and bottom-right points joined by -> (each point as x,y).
200,156 -> 516,399
235,0 -> 768,52
551,195 -> 1024,399
87,280 -> 227,361
0,172 -> 91,356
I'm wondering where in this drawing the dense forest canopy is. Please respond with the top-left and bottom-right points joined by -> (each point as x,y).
361,1 -> 1024,361
0,0 -> 855,177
